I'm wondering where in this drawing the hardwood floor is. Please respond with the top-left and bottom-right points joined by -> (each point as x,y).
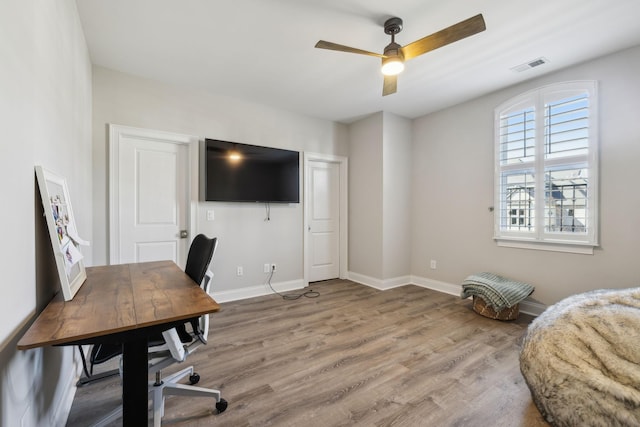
67,279 -> 548,426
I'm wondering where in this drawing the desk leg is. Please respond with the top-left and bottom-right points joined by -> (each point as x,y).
122,338 -> 148,426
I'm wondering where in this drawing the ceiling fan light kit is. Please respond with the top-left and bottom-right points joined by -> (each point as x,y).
381,55 -> 404,76
315,13 -> 486,96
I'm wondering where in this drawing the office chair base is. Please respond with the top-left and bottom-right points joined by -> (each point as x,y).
151,365 -> 224,427
90,366 -> 225,427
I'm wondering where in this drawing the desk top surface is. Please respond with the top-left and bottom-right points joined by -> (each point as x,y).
17,260 -> 220,350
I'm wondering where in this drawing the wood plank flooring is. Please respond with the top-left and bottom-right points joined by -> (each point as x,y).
66,279 -> 548,426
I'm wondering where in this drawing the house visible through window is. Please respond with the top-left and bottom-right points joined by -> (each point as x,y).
494,81 -> 598,253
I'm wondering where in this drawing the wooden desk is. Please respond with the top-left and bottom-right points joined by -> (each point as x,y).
17,260 -> 220,426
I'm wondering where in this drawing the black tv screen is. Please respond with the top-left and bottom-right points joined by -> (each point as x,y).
203,139 -> 300,203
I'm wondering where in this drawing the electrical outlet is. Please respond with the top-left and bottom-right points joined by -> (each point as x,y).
271,263 -> 277,272
206,210 -> 215,221
236,266 -> 243,276
430,260 -> 437,269
264,263 -> 271,273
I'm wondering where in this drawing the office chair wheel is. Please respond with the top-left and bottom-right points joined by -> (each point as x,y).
216,398 -> 228,413
189,373 -> 200,384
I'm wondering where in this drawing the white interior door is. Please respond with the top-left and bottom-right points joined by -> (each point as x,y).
307,160 -> 341,282
109,125 -> 194,266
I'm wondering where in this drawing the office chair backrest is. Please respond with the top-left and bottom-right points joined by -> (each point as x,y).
198,269 -> 214,344
161,269 -> 215,362
179,235 -> 218,344
185,234 -> 218,286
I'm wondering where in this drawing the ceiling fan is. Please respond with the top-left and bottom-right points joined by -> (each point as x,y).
315,14 -> 486,96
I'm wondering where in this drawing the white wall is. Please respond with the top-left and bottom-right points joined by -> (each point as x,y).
348,113 -> 384,279
411,46 -> 640,306
91,66 -> 348,294
382,112 -> 412,280
0,0 -> 92,425
347,112 -> 412,285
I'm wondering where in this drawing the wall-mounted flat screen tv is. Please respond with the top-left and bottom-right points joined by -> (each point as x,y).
203,138 -> 300,203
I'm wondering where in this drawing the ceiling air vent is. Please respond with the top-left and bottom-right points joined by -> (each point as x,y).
511,57 -> 549,73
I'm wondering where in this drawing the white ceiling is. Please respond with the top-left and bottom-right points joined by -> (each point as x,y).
76,0 -> 640,123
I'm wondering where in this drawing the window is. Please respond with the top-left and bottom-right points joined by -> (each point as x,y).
494,81 -> 598,253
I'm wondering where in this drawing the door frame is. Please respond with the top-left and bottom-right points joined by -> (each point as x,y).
303,152 -> 348,285
108,124 -> 199,265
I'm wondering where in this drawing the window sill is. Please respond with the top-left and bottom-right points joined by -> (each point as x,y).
495,238 -> 595,255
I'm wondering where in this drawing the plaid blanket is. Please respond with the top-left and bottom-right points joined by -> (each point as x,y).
461,272 -> 534,311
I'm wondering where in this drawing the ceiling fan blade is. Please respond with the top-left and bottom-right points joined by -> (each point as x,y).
315,40 -> 385,58
401,14 -> 486,60
383,75 -> 397,96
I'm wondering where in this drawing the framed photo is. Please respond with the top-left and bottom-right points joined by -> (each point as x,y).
35,166 -> 87,301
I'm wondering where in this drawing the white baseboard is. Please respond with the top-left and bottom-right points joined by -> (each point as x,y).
517,300 -> 547,317
410,274 -> 546,316
347,272 -> 411,290
348,272 -> 546,317
212,279 -> 306,303
212,274 -> 547,316
410,275 -> 461,296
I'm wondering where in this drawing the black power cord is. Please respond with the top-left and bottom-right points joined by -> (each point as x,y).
264,202 -> 271,221
265,267 -> 319,300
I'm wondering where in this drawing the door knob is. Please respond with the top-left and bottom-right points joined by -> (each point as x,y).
180,230 -> 188,238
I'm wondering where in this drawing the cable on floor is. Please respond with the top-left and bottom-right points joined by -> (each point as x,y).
265,267 -> 319,300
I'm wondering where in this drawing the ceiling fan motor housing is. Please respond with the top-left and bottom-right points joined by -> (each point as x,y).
384,42 -> 403,58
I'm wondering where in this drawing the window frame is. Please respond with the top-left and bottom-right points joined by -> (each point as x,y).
493,81 -> 598,254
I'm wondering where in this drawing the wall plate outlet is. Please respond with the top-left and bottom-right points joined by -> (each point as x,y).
236,266 -> 243,276
264,263 -> 271,273
271,263 -> 277,272
430,260 -> 437,269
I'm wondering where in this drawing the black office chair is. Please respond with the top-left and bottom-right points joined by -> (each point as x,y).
95,234 -> 227,427
75,342 -> 122,387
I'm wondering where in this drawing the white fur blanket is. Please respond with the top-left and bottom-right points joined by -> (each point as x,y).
520,288 -> 640,427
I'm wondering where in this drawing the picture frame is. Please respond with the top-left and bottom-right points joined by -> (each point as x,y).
35,166 -> 87,301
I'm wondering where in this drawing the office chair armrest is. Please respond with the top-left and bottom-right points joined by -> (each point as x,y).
161,328 -> 186,362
